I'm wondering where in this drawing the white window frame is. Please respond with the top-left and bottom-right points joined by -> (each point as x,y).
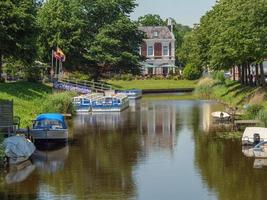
147,45 -> 154,57
163,45 -> 169,56
153,31 -> 158,38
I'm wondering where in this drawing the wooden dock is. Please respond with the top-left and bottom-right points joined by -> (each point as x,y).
234,120 -> 261,130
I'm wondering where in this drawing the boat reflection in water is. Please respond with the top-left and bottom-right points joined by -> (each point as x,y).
31,145 -> 69,173
5,160 -> 36,184
254,159 -> 267,169
242,146 -> 254,157
129,99 -> 141,112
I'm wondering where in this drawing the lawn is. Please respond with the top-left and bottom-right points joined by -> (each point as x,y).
107,79 -> 197,90
0,82 -> 76,128
0,82 -> 52,127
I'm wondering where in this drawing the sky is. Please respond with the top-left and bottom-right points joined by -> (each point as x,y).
131,0 -> 216,27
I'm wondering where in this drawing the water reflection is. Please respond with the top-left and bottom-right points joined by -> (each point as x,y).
2,96 -> 267,200
140,100 -> 177,152
31,145 -> 69,173
254,159 -> 267,169
5,160 -> 35,184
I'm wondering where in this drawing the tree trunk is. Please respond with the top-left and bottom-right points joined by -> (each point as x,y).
247,62 -> 252,86
243,64 -> 248,85
232,66 -> 236,81
240,65 -> 244,84
260,62 -> 266,87
255,63 -> 259,86
0,51 -> 3,79
238,65 -> 241,83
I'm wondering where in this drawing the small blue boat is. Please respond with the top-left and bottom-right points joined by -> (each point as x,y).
116,89 -> 142,100
91,94 -> 129,112
30,113 -> 68,142
72,93 -> 103,113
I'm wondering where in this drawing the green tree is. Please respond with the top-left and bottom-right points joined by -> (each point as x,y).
37,0 -> 142,79
84,16 -> 144,79
137,14 -> 165,26
0,0 -> 38,78
37,0 -> 85,69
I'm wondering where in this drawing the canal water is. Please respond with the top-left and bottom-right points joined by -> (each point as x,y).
1,94 -> 267,200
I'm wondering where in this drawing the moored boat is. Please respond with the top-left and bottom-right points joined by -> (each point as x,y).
30,113 -> 68,143
72,93 -> 103,113
116,89 -> 142,100
91,94 -> 129,112
242,127 -> 267,145
253,141 -> 267,158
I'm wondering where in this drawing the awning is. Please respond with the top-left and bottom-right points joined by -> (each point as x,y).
140,62 -> 177,68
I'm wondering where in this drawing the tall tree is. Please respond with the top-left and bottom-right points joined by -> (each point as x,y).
137,14 -> 165,26
37,0 -> 142,79
84,16 -> 144,79
0,0 -> 38,78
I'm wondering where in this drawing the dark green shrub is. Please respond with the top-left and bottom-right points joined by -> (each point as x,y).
183,64 -> 202,80
212,71 -> 225,84
121,74 -> 133,81
25,66 -> 42,82
0,77 -> 5,83
244,104 -> 263,119
68,71 -> 91,81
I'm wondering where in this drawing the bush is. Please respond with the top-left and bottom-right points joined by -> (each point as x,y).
244,104 -> 263,119
25,65 -> 42,82
121,74 -> 133,81
212,71 -> 225,84
68,71 -> 91,81
183,64 -> 202,80
195,77 -> 215,98
42,91 -> 77,114
0,77 -> 5,83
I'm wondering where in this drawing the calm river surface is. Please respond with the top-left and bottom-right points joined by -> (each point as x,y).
1,94 -> 267,200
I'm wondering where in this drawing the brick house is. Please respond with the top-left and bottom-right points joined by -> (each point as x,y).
139,20 -> 177,76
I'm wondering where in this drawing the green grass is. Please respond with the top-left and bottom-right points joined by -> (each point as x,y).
0,81 -> 76,128
211,81 -> 259,107
0,82 -> 52,127
107,79 -> 197,90
196,78 -> 261,108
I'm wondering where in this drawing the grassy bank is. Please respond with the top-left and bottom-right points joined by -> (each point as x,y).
0,82 -> 76,128
107,79 -> 197,90
195,78 -> 266,108
195,77 -> 267,126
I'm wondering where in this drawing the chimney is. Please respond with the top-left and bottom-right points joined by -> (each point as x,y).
167,18 -> 173,32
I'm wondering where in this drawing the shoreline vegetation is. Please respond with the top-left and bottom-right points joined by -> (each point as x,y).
0,82 -> 76,128
195,74 -> 267,139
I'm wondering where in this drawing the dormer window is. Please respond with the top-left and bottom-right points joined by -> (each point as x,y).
152,31 -> 158,38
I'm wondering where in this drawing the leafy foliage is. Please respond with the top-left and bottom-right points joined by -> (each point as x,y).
137,14 -> 165,26
0,0 -> 38,77
178,0 -> 267,83
183,64 -> 202,80
37,0 -> 142,79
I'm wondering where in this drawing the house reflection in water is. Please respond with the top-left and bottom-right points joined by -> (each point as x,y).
140,101 -> 177,151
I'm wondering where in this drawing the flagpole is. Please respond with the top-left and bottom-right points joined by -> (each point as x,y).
51,50 -> 54,80
56,58 -> 58,80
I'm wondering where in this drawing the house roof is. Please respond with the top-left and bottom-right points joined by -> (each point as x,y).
139,26 -> 175,40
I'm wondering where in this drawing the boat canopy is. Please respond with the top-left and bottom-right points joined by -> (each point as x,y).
36,113 -> 65,123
